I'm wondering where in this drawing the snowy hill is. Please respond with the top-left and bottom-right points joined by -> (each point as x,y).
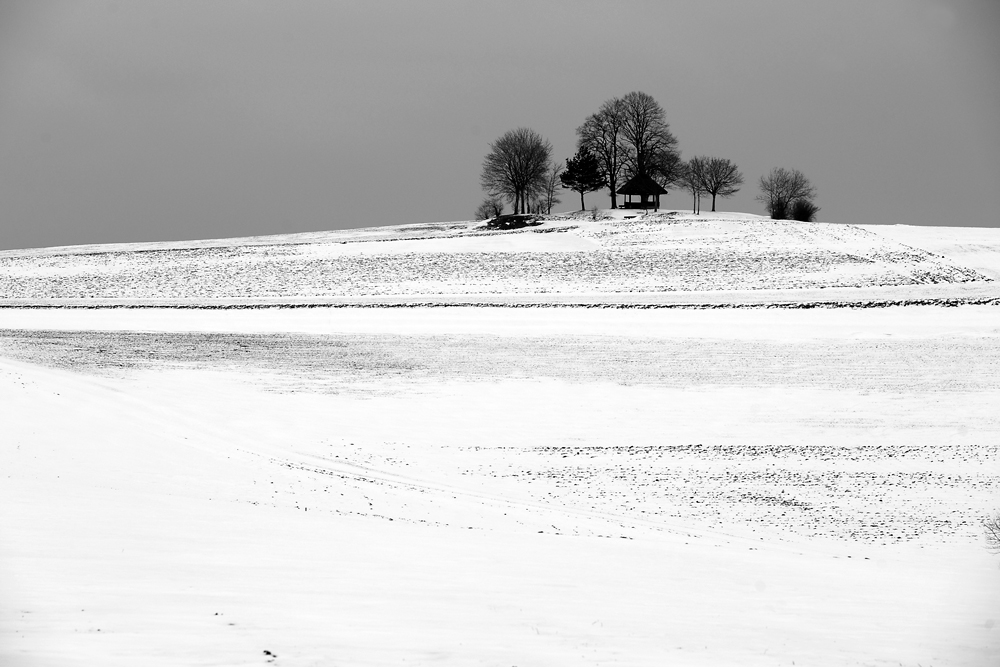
1,210 -> 997,306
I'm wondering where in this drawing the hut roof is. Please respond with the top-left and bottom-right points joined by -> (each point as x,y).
616,173 -> 668,196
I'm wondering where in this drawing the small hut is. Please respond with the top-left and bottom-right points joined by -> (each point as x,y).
616,174 -> 668,211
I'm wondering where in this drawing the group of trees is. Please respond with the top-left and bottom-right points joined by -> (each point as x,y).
477,91 -> 817,221
478,127 -> 561,216
677,156 -> 744,214
571,91 -> 682,210
755,167 -> 820,221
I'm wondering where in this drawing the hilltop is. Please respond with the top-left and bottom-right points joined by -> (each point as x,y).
0,210 -> 998,308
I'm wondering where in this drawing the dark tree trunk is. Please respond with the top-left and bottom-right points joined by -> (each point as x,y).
609,162 -> 617,209
711,192 -> 717,212
580,191 -> 585,211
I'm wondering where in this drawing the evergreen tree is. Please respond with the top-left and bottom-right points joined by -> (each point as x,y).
560,148 -> 605,211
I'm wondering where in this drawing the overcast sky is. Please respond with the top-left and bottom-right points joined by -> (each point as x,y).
0,0 -> 997,250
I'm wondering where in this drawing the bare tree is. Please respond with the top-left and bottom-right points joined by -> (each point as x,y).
619,91 -> 682,203
474,196 -> 504,220
678,158 -> 708,215
699,157 -> 744,212
576,97 -> 627,208
480,128 -> 553,215
756,167 -> 816,220
539,161 -> 563,215
646,144 -> 684,190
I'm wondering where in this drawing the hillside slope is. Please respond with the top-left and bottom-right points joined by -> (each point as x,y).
0,211 -> 994,306
860,223 -> 1000,280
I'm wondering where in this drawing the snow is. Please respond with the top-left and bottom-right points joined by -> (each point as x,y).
1,213 -> 999,666
860,224 -> 1000,280
0,212 -> 993,303
0,302 -> 999,340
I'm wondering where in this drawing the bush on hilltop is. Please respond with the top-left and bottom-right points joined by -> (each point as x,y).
791,199 -> 820,222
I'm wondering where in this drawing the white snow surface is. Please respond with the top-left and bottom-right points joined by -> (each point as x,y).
860,224 -> 1000,280
0,211 -> 995,305
2,213 -> 999,666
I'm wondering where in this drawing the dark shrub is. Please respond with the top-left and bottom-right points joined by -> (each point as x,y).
484,214 -> 543,230
791,199 -> 820,222
769,199 -> 788,220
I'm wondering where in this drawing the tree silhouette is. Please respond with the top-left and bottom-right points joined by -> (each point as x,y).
538,161 -> 563,214
679,158 -> 708,215
576,97 -> 628,209
699,157 -> 744,212
619,91 -> 682,204
480,128 -> 553,215
756,167 -> 816,219
474,196 -> 504,220
560,148 -> 605,211
577,92 -> 681,209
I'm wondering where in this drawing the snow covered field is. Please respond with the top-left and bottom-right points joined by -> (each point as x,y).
0,211 -> 996,305
1,213 -> 999,666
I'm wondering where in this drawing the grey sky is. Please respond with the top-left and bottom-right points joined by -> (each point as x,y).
0,0 -> 997,250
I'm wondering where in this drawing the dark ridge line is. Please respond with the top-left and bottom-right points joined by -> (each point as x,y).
1,297 -> 999,311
